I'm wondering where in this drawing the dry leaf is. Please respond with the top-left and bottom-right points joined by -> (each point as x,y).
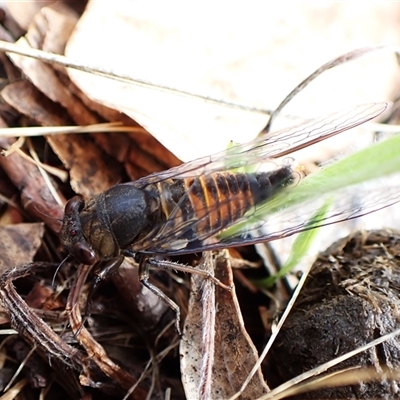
6,2 -> 181,188
1,80 -> 121,197
0,135 -> 64,233
181,251 -> 267,399
6,0 -> 54,30
1,3 -> 400,399
66,2 -> 400,161
0,223 -> 44,275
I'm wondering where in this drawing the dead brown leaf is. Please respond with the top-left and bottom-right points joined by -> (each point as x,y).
0,223 -> 44,276
0,135 -> 64,233
1,80 -> 121,197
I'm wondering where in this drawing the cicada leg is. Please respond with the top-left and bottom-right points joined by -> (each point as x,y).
138,255 -> 182,335
137,255 -> 234,335
76,256 -> 125,336
145,257 -> 233,290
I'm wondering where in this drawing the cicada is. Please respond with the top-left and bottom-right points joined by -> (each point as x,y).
60,102 -> 391,329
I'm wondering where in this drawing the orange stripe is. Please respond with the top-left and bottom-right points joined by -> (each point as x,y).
185,177 -> 208,233
215,173 -> 231,229
204,174 -> 222,231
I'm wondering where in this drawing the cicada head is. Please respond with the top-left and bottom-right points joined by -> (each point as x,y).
60,196 -> 98,265
61,185 -> 154,265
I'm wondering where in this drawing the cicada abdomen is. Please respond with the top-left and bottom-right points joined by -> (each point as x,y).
152,165 -> 294,248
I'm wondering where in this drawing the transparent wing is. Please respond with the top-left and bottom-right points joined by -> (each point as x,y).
134,176 -> 400,255
213,177 -> 400,249
124,102 -> 394,254
134,102 -> 388,184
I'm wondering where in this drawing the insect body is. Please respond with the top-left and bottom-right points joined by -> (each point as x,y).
61,166 -> 293,263
60,102 -> 390,330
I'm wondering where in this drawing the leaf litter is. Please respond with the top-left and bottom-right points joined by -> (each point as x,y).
0,2 -> 399,400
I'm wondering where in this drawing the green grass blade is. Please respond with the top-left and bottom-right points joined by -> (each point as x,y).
256,199 -> 332,288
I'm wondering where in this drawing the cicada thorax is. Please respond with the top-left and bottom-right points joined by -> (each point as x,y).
155,165 -> 294,243
61,184 -> 159,263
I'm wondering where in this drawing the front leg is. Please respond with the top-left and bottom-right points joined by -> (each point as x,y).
80,256 -> 125,330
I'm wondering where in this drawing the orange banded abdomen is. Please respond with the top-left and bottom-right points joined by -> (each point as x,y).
174,166 -> 293,238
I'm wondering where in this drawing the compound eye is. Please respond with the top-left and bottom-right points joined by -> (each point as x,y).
65,196 -> 84,215
72,242 -> 96,265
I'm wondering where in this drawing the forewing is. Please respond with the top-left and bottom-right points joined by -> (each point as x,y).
135,175 -> 400,255
129,102 -> 391,254
134,102 -> 388,184
212,176 -> 400,249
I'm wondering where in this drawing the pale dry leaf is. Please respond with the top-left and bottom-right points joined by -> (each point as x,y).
180,251 -> 267,400
181,252 -> 216,400
28,2 -> 79,56
66,2 -> 400,161
6,0 -> 53,30
181,254 -> 215,400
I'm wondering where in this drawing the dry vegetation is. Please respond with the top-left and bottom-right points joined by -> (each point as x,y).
0,2 -> 399,400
